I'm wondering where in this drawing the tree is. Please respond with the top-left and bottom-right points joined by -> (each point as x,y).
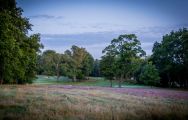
151,28 -> 188,88
139,62 -> 160,87
38,50 -> 62,80
63,45 -> 94,81
40,50 -> 56,76
81,52 -> 94,79
54,53 -> 62,80
0,0 -> 42,84
100,55 -> 115,87
102,34 -> 146,87
91,59 -> 101,77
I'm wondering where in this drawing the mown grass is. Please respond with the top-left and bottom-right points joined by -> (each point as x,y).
33,75 -> 148,88
0,85 -> 188,120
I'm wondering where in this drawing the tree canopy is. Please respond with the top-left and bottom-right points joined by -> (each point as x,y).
0,0 -> 43,84
37,45 -> 94,82
151,28 -> 188,88
139,62 -> 160,86
101,34 -> 146,87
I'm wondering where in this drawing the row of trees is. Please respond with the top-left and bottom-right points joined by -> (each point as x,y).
37,45 -> 95,82
0,0 -> 43,84
1,1 -> 187,87
100,28 -> 188,88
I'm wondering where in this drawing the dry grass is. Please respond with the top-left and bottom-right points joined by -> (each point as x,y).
0,85 -> 188,120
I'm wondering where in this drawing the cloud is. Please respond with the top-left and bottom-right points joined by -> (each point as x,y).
40,32 -> 156,59
29,14 -> 64,19
39,24 -> 188,59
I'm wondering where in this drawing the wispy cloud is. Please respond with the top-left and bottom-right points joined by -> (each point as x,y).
40,31 -> 162,59
29,14 -> 64,19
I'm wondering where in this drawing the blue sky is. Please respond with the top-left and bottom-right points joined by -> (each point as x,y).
17,0 -> 188,59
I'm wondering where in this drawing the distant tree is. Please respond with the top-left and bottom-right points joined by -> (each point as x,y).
102,34 -> 146,87
63,45 -> 94,81
0,0 -> 43,84
40,50 -> 56,76
81,52 -> 94,79
54,53 -> 62,80
100,55 -> 115,87
36,54 -> 44,75
38,50 -> 63,80
91,59 -> 101,77
139,62 -> 160,87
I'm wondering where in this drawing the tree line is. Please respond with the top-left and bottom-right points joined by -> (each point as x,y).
100,29 -> 188,88
37,45 -> 96,82
0,0 -> 187,88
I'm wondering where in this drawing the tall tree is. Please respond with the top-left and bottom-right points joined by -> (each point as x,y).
100,55 -> 115,87
81,52 -> 94,79
151,28 -> 188,88
102,34 -> 146,87
0,0 -> 42,84
63,45 -> 94,81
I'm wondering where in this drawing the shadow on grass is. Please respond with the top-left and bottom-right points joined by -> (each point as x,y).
0,104 -> 26,120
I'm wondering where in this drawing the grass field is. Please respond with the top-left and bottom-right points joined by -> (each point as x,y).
0,84 -> 188,120
33,75 -> 148,88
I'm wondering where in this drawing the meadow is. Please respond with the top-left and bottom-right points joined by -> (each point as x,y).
1,1 -> 188,120
0,76 -> 188,120
33,75 -> 146,88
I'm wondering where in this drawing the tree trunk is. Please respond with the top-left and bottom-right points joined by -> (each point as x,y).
119,74 -> 124,88
56,63 -> 60,81
0,75 -> 3,84
118,79 -> 121,88
57,75 -> 60,81
0,79 -> 3,84
110,80 -> 113,87
0,73 -> 3,84
73,76 -> 76,82
167,73 -> 171,87
56,70 -> 60,81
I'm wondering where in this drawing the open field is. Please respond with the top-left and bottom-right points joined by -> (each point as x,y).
0,85 -> 188,120
33,75 -> 148,88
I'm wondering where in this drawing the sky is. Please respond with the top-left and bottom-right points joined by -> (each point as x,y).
16,0 -> 188,59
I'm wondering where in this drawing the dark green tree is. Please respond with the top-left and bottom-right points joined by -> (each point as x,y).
100,55 -> 115,87
63,45 -> 94,81
0,0 -> 42,84
81,52 -> 94,79
102,34 -> 146,87
139,62 -> 160,86
151,28 -> 188,88
91,59 -> 101,77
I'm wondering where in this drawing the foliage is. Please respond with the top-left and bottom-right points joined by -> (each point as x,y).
100,55 -> 115,87
91,59 -> 101,77
37,50 -> 62,80
0,0 -> 42,84
151,28 -> 188,88
37,46 -> 94,81
102,34 -> 146,87
139,62 -> 160,86
63,45 -> 94,81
